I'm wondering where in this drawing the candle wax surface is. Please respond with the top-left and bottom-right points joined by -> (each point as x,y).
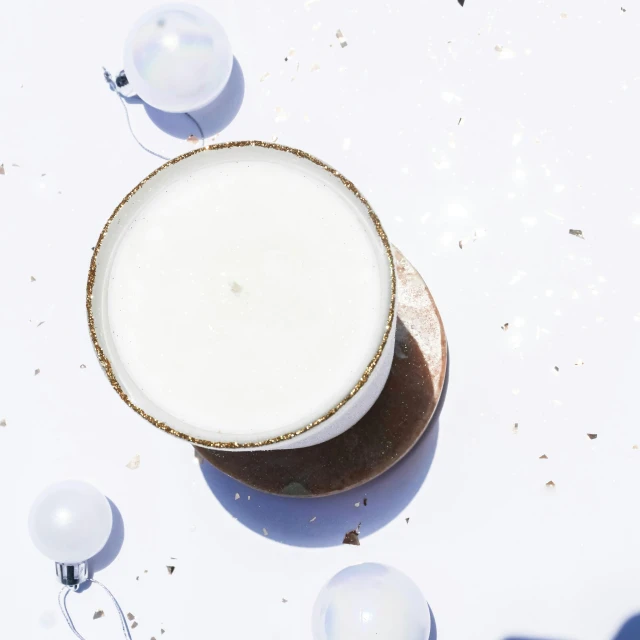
107,153 -> 391,441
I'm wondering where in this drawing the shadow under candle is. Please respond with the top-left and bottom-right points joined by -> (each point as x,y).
198,326 -> 448,547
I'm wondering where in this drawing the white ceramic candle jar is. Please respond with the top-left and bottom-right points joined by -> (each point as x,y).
88,142 -> 396,450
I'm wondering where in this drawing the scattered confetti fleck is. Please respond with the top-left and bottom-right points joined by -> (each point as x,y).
282,598 -> 288,603
186,134 -> 199,144
166,566 -> 175,575
275,107 -> 289,123
230,281 -> 243,294
587,433 -> 598,440
405,517 -> 410,524
310,63 -> 321,72
260,72 -> 270,82
343,524 -> 361,546
304,0 -> 319,10
309,516 -> 317,522
36,321 -> 45,328
80,364 -> 87,369
355,502 -> 360,507
0,165 -> 6,176
0,419 -> 6,427
263,528 -> 269,536
458,117 -> 464,125
539,454 -> 548,459
441,90 -> 462,103
235,493 -> 240,500
30,276 -> 36,282
512,423 -> 519,434
284,48 -> 296,61
126,455 -> 140,470
560,12 -> 568,18
554,366 -> 560,373
633,445 -> 638,450
574,359 -> 585,366
363,498 -> 368,506
34,369 -> 40,376
621,6 -> 626,11
161,631 -> 165,636
93,611 -> 105,620
127,613 -> 135,621
569,229 -> 585,239
509,270 -> 528,285
501,323 -> 509,331
546,480 -> 556,488
247,495 -> 251,501
536,326 -> 551,340
132,622 -> 139,629
546,211 -> 565,222
495,46 -> 516,59
336,29 -> 348,47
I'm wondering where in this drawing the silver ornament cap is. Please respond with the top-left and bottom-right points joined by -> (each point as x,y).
55,561 -> 89,589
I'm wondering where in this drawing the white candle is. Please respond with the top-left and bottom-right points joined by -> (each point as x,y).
91,144 -> 395,448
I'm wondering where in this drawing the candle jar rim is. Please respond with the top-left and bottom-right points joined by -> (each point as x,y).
86,141 -> 396,450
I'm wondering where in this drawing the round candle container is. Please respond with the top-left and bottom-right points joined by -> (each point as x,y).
88,142 -> 396,450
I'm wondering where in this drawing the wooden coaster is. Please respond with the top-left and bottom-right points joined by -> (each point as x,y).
196,246 -> 447,497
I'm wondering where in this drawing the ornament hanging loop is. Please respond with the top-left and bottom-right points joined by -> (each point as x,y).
59,579 -> 133,640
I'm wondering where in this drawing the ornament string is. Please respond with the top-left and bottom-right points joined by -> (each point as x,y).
102,68 -> 205,161
58,579 -> 133,640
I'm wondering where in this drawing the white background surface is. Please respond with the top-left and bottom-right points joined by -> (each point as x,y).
1,1 -> 640,639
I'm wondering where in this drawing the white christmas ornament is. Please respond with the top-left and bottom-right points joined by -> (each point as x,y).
312,563 -> 431,640
121,3 -> 233,113
29,480 -> 112,587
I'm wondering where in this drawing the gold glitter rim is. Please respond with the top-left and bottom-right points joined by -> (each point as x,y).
86,140 -> 396,449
